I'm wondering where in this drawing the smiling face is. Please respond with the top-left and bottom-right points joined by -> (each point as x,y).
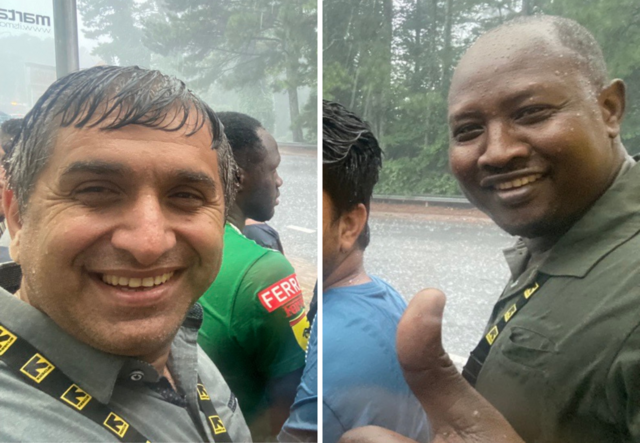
5,117 -> 225,359
448,25 -> 625,239
238,127 -> 283,222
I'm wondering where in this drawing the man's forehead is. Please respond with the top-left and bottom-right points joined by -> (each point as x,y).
448,25 -> 580,107
54,118 -> 214,151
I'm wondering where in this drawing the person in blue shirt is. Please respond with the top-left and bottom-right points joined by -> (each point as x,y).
319,100 -> 430,443
278,317 -> 318,442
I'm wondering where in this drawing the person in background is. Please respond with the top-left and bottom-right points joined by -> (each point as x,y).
244,218 -> 285,253
322,100 -> 430,443
198,111 -> 310,441
0,118 -> 21,263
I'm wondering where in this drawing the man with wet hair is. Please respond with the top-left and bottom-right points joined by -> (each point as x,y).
197,111 -> 309,441
0,118 -> 22,262
0,65 -> 251,442
322,100 -> 429,443
342,15 -> 640,443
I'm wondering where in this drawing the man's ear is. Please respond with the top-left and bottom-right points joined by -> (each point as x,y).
599,79 -> 625,139
236,167 -> 246,192
3,187 -> 22,264
338,203 -> 368,253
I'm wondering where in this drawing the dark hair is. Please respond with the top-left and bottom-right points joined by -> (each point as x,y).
5,65 -> 236,215
0,118 -> 23,158
486,15 -> 608,91
217,112 -> 265,170
323,100 -> 382,249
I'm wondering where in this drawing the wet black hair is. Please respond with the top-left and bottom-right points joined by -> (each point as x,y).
6,65 -> 235,215
323,100 -> 382,249
217,112 -> 265,170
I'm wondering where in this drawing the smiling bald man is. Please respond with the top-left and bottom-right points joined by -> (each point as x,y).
342,15 -> 640,443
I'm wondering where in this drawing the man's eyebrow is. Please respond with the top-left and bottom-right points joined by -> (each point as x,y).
449,87 -> 549,125
62,161 -> 131,177
174,169 -> 218,191
448,110 -> 482,126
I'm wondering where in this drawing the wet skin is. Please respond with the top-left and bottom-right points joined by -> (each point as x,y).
4,119 -> 226,364
448,25 -> 625,242
237,127 -> 283,223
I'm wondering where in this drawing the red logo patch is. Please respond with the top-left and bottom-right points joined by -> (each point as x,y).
258,274 -> 302,312
283,295 -> 305,318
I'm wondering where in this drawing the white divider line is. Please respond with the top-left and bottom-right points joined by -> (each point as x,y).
287,225 -> 316,234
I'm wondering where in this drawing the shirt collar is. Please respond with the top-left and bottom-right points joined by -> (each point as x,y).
0,263 -> 204,404
539,156 -> 640,277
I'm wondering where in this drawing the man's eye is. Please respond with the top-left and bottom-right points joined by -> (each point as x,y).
74,185 -> 120,206
170,190 -> 205,209
515,106 -> 552,123
76,186 -> 112,194
452,124 -> 483,142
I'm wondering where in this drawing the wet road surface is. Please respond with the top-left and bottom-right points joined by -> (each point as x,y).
269,148 -> 318,300
366,210 -> 515,362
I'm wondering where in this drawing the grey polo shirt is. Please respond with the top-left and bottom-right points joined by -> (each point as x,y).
0,265 -> 252,442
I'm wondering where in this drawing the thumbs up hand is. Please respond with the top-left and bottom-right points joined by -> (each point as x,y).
339,289 -> 524,443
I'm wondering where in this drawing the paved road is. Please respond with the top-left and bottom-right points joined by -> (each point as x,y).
366,212 -> 515,363
269,149 -> 318,300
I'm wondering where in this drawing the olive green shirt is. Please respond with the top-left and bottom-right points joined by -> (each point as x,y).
475,156 -> 640,442
0,265 -> 251,442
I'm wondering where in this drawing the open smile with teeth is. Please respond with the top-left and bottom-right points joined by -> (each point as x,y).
101,272 -> 175,289
495,174 -> 542,191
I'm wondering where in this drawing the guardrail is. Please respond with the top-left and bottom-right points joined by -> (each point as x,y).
372,194 -> 474,209
278,141 -> 317,150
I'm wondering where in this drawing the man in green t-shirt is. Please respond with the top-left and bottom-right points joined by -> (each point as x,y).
198,112 -> 310,441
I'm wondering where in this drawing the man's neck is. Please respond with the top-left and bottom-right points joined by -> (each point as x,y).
140,346 -> 176,388
227,205 -> 246,231
324,251 -> 371,291
17,289 -> 176,388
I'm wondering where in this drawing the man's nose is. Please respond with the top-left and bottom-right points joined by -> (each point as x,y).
478,122 -> 530,170
276,171 -> 283,188
111,194 -> 176,266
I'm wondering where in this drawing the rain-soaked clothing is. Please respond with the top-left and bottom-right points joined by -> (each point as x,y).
322,276 -> 430,443
0,263 -> 251,443
198,223 -> 310,438
473,156 -> 640,443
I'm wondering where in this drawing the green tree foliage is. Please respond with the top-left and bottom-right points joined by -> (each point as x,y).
324,0 -> 640,196
143,0 -> 317,142
78,0 -> 151,67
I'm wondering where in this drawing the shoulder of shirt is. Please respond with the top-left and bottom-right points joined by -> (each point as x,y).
246,247 -> 295,275
325,276 -> 407,308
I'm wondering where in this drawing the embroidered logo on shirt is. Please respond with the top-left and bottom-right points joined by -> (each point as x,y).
61,384 -> 92,410
258,274 -> 302,312
104,412 -> 129,438
227,392 -> 238,412
283,295 -> 305,318
20,353 -> 55,383
289,311 -> 310,350
208,415 -> 227,434
0,326 -> 16,355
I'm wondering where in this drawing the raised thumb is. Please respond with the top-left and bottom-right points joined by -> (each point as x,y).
397,288 -> 524,442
